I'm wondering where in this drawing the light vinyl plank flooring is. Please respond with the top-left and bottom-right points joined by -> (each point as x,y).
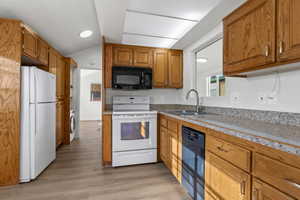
0,121 -> 190,200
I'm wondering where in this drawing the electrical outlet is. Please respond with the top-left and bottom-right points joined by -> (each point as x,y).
231,93 -> 240,105
258,93 -> 267,105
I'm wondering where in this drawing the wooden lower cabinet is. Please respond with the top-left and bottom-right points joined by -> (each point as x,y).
56,101 -> 64,147
159,115 -> 181,181
205,151 -> 251,200
252,178 -> 295,200
169,130 -> 179,178
102,114 -> 112,165
160,126 -> 170,167
158,114 -> 298,200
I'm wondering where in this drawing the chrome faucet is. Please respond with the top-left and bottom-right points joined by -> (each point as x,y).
186,89 -> 203,113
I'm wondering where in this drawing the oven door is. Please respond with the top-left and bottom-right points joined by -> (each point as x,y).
112,114 -> 157,152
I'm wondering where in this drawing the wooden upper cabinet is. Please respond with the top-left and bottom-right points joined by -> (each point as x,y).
113,46 -> 133,66
104,44 -> 113,88
153,49 -> 168,88
56,57 -> 66,99
37,38 -> 49,66
277,0 -> 300,62
133,48 -> 153,67
49,48 -> 58,74
252,178 -> 295,200
23,27 -> 38,58
205,152 -> 251,200
168,50 -> 183,88
103,44 -> 184,89
223,0 -> 276,75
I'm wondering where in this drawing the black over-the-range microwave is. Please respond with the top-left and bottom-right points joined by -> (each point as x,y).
112,66 -> 152,90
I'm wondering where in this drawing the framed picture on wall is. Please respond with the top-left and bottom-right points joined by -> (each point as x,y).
90,83 -> 101,101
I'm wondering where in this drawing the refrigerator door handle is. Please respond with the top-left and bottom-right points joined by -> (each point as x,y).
34,72 -> 38,136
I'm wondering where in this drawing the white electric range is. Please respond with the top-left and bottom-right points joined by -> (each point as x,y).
112,96 -> 157,167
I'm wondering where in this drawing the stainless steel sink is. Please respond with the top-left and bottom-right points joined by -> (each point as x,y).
168,110 -> 208,116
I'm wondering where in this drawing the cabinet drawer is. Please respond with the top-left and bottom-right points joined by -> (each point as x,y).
160,116 -> 167,128
206,136 -> 251,172
253,153 -> 300,199
167,119 -> 178,133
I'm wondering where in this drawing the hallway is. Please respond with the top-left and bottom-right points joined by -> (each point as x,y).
0,121 -> 189,200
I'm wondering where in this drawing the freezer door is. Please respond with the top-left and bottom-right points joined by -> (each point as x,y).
31,103 -> 56,179
30,67 -> 56,103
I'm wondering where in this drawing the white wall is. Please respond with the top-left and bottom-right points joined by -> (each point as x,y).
68,44 -> 103,123
182,23 -> 300,113
69,45 -> 102,70
106,88 -> 181,104
80,69 -> 102,120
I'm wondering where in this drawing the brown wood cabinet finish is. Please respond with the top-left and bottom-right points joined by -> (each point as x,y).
277,0 -> 300,63
113,46 -> 133,66
205,151 -> 251,200
0,19 -> 21,186
133,48 -> 153,67
102,114 -> 112,165
56,57 -> 66,99
160,126 -> 170,167
159,114 -> 300,199
56,101 -> 64,147
104,44 -> 113,88
223,0 -> 276,75
168,50 -> 183,88
153,49 -> 169,87
169,130 -> 179,178
37,38 -> 49,66
206,135 -> 251,172
159,115 -> 181,181
49,48 -> 58,74
22,27 -> 38,59
253,153 -> 300,198
252,178 -> 295,200
103,43 -> 183,89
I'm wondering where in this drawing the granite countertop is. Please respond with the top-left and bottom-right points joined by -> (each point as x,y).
103,106 -> 300,156
160,111 -> 300,156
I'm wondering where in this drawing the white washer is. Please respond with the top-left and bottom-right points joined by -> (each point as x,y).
70,110 -> 76,142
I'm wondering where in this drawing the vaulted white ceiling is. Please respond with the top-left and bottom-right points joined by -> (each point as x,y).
0,0 -> 101,55
95,0 -> 222,48
0,0 -> 234,55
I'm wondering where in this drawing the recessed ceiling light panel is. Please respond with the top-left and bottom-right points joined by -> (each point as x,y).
80,30 -> 93,38
197,58 -> 208,63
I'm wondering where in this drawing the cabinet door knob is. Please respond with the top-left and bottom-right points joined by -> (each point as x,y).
279,41 -> 284,54
265,45 -> 270,57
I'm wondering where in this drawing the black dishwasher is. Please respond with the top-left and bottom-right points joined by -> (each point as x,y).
182,126 -> 205,200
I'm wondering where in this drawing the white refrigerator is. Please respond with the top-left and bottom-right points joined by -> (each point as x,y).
20,67 -> 56,183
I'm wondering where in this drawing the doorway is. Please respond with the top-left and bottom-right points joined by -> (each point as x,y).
79,69 -> 102,122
